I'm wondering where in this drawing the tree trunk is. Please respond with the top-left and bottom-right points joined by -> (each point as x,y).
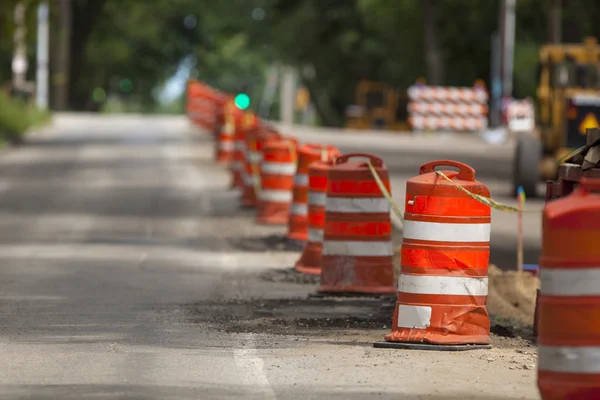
423,0 -> 444,85
68,0 -> 108,111
50,0 -> 71,110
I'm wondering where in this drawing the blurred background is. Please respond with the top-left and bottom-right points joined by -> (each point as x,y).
1,0 -> 597,130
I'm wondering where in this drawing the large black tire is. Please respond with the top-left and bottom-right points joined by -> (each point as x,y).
512,134 -> 542,198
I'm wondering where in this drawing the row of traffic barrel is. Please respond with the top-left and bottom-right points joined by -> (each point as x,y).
186,78 -> 600,400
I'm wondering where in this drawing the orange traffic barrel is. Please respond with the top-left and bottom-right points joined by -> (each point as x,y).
379,160 -> 491,349
537,178 -> 600,400
317,153 -> 395,294
215,100 -> 236,165
240,127 -> 281,208
287,143 -> 340,241
230,112 -> 256,189
186,81 -> 204,128
295,160 -> 334,275
256,137 -> 298,225
211,94 -> 224,139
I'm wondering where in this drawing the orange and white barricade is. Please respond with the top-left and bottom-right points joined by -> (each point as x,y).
287,144 -> 340,241
230,112 -> 257,189
256,137 -> 298,225
295,160 -> 334,275
537,178 -> 600,400
408,83 -> 489,132
317,153 -> 395,294
240,127 -> 280,208
212,92 -> 229,139
507,98 -> 535,132
378,160 -> 491,349
215,100 -> 237,165
186,80 -> 204,128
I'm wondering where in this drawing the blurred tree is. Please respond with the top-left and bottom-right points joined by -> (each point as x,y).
3,0 -> 600,124
423,0 -> 443,84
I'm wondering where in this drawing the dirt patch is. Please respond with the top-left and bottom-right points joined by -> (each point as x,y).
260,268 -> 320,285
487,264 -> 539,326
229,234 -> 305,252
184,295 -> 534,348
185,297 -> 394,336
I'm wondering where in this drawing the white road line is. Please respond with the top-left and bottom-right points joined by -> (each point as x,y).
233,334 -> 277,399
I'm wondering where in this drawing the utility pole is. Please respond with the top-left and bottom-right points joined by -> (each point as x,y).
279,66 -> 296,126
501,0 -> 516,99
258,64 -> 279,119
36,1 -> 50,110
498,0 -> 516,124
51,0 -> 72,110
490,32 -> 501,127
548,0 -> 562,43
12,2 -> 29,92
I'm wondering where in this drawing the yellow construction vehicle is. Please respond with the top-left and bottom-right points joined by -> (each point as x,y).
345,80 -> 409,131
513,37 -> 600,196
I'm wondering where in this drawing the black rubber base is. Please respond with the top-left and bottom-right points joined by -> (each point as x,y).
373,341 -> 492,351
309,292 -> 396,300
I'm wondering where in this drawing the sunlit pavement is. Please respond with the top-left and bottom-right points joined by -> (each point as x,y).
0,114 -> 539,399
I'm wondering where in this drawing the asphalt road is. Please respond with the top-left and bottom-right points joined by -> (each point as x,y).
0,114 -> 539,399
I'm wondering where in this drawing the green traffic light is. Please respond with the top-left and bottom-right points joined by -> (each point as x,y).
234,93 -> 250,110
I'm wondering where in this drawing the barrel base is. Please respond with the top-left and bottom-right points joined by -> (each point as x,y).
230,172 -> 244,189
295,264 -> 320,276
294,242 -> 322,275
319,255 -> 396,295
309,292 -> 395,299
316,285 -> 396,295
373,341 -> 491,351
384,331 -> 491,346
287,217 -> 308,241
287,231 -> 308,242
241,188 -> 257,208
256,203 -> 290,225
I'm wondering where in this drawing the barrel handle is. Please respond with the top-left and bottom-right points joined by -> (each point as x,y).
335,153 -> 383,167
419,160 -> 475,181
578,177 -> 600,194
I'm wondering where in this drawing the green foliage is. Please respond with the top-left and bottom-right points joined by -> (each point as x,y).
0,91 -> 50,143
3,0 -> 600,125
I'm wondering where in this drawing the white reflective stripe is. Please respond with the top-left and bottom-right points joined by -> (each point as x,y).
308,228 -> 324,243
402,220 -> 490,243
231,160 -> 243,170
308,191 -> 327,207
326,197 -> 389,213
260,190 -> 293,203
540,268 -> 600,296
261,162 -> 296,176
248,152 -> 262,163
396,305 -> 432,329
294,174 -> 308,186
539,345 -> 600,374
219,141 -> 235,151
290,203 -> 308,216
398,273 -> 488,296
322,241 -> 393,257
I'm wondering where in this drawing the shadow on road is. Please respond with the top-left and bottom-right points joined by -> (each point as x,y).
0,384 -> 529,400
